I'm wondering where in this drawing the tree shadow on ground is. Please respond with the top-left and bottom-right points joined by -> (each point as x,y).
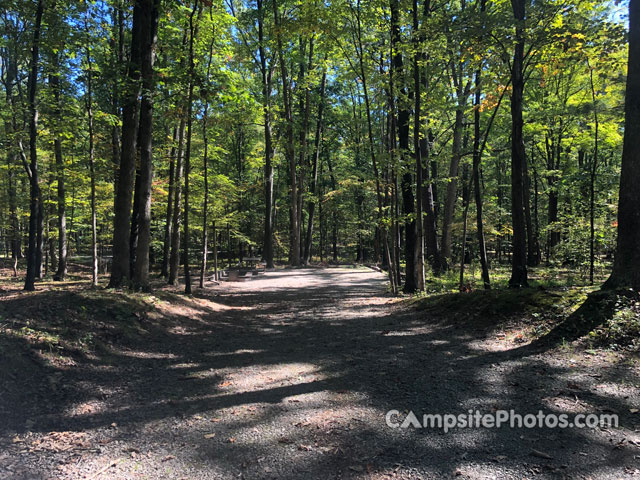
0,268 -> 638,479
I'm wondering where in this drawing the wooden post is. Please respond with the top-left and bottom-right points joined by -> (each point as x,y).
212,221 -> 218,281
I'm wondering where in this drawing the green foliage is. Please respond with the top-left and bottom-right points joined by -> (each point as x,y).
0,0 -> 629,287
588,294 -> 640,351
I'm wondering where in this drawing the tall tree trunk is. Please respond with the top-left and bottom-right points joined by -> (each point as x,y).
547,179 -> 559,250
319,160 -> 325,263
132,0 -> 159,290
473,68 -> 490,289
524,152 -> 539,266
273,0 -> 300,266
110,1 -> 124,204
168,116 -> 186,285
50,53 -> 68,281
327,155 -> 338,263
183,0 -> 198,294
393,168 -> 402,286
2,49 -> 19,275
161,126 -> 178,277
391,0 -> 416,293
508,0 -> 529,287
385,104 -> 399,292
200,17 -> 215,289
297,37 -> 314,257
23,0 -> 45,291
129,162 -> 141,276
352,94 -> 365,263
587,61 -> 599,285
6,152 -> 19,277
545,133 -> 561,252
84,17 -> 99,286
459,164 -> 470,290
47,216 -> 56,274
418,0 -> 442,276
547,199 -> 559,252
168,26 -> 192,285
412,0 -> 425,290
441,107 -> 464,263
354,0 -> 388,270
109,0 -> 147,288
3,21 -> 20,276
199,107 -> 210,287
604,0 -> 640,291
531,148 -> 541,263
303,66 -> 327,265
257,0 -> 275,269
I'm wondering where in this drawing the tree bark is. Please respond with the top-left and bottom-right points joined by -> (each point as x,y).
183,0 -> 199,294
200,14 -> 216,289
545,133 -> 562,252
49,52 -> 68,281
297,38 -> 314,258
168,115 -> 186,285
524,152 -> 539,266
132,0 -> 159,290
587,61 -> 599,285
391,0 -> 416,293
353,0 -> 388,270
508,0 -> 529,287
3,16 -> 20,276
161,126 -> 178,277
110,1 -> 124,205
109,0 -> 147,288
257,0 -> 275,269
6,152 -> 19,277
303,66 -> 327,265
604,0 -> 640,291
441,106 -> 464,264
168,25 -> 192,286
327,155 -> 338,263
412,0 -> 425,290
473,68 -> 490,289
24,0 -> 45,291
459,163 -> 470,290
84,16 -> 99,286
273,0 -> 300,266
417,0 -> 442,276
130,165 -> 141,275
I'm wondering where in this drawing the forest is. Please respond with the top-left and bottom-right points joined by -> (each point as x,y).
1,0 -> 637,295
1,0 -> 640,477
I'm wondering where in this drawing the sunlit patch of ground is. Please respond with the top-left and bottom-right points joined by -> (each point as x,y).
1,266 -> 639,479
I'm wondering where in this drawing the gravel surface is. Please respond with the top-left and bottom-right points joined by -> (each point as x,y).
1,267 -> 639,479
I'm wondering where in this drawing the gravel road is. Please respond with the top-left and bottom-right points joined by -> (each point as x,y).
1,267 -> 638,479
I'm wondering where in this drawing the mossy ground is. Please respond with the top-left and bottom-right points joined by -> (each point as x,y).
408,267 -> 639,352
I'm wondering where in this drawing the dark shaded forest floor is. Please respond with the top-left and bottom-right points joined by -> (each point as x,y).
0,265 -> 639,479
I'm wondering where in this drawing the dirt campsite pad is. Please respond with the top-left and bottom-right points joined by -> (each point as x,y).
1,267 -> 639,479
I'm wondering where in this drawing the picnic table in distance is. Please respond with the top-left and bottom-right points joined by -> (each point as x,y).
225,257 -> 266,281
